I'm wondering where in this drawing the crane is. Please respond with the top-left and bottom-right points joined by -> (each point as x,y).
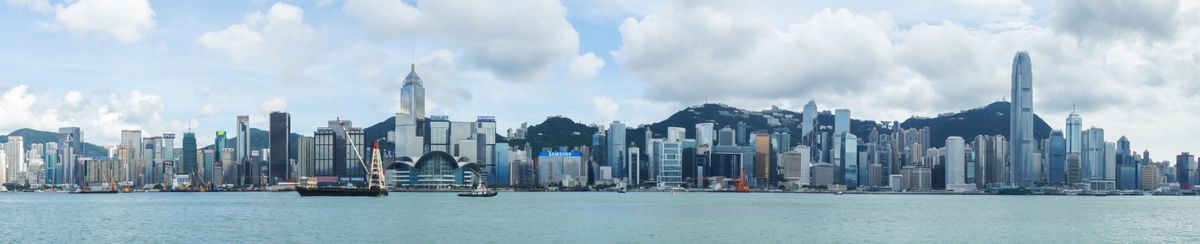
337,120 -> 386,191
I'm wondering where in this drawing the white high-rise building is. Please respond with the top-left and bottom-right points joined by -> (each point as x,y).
945,137 -> 966,186
1010,51 -> 1035,187
781,145 -> 811,187
0,150 -> 7,183
695,123 -> 715,146
4,137 -> 25,183
120,130 -> 143,183
666,127 -> 686,142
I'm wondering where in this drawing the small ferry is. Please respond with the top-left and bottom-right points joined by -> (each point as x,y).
458,181 -> 498,197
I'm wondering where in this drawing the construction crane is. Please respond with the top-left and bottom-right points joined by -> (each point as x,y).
736,167 -> 750,192
338,120 -> 385,191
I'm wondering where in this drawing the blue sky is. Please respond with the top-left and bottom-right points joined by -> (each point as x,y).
2,0 -> 1198,159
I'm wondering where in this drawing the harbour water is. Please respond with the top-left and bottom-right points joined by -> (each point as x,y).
2,192 -> 1198,243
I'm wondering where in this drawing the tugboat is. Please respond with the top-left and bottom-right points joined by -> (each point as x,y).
297,124 -> 389,197
458,180 -> 498,197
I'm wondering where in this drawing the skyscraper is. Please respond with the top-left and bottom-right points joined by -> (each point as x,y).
120,130 -> 142,183
1048,130 -> 1066,184
834,109 -> 850,135
1066,112 -> 1082,154
946,136 -> 966,186
802,100 -> 817,142
236,115 -> 250,167
695,122 -> 715,146
400,63 -> 426,122
57,127 -> 82,185
212,131 -> 226,185
1009,51 -> 1034,187
2,137 -> 22,183
754,132 -> 770,184
607,121 -> 626,180
843,133 -> 858,188
297,136 -> 314,178
182,132 -> 197,175
1176,153 -> 1194,190
269,111 -> 291,182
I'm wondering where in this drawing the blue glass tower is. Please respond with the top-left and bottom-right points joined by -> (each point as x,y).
1048,130 -> 1066,184
1010,51 -> 1034,187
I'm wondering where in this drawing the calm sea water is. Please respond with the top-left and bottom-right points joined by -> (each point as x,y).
1,192 -> 1198,243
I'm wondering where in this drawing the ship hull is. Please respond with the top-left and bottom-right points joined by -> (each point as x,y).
69,190 -> 119,194
296,187 -> 388,197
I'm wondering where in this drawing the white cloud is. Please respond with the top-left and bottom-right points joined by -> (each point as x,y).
617,7 -> 896,103
260,97 -> 287,113
53,0 -> 156,43
5,0 -> 51,13
1051,0 -> 1180,42
198,2 -> 318,81
592,96 -> 620,122
343,0 -> 580,81
0,85 -> 188,144
567,52 -> 606,81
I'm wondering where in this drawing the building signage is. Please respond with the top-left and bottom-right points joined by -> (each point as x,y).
538,151 -> 581,157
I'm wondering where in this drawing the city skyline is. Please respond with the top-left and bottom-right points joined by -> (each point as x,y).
1,0 -> 1198,157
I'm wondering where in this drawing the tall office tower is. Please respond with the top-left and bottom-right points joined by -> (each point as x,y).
1104,142 -> 1117,181
1081,128 -> 1105,180
0,149 -> 5,183
607,121 -> 626,179
1177,153 -> 1195,190
1048,131 -> 1066,184
269,112 -> 291,182
143,136 -> 163,185
666,127 -> 686,142
400,63 -> 426,123
162,133 -> 175,161
236,115 -> 250,166
120,129 -> 142,182
628,146 -> 641,185
718,127 -> 736,146
2,137 -> 23,183
843,133 -> 859,188
297,136 -> 314,178
57,127 -> 82,185
753,132 -> 771,184
316,119 -> 365,178
1066,112 -> 1082,154
1009,51 -> 1034,187
1117,136 -> 1131,165
44,143 -> 59,185
182,132 -> 197,175
946,137 -> 966,186
212,131 -> 227,185
314,128 -> 335,177
202,148 -> 215,186
781,145 -> 811,187
834,109 -> 850,135
659,140 -> 683,188
590,133 -> 607,180
695,123 -> 715,146
802,100 -> 817,144
736,122 -> 747,146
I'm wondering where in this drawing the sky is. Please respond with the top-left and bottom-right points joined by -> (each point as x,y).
0,0 -> 1197,159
